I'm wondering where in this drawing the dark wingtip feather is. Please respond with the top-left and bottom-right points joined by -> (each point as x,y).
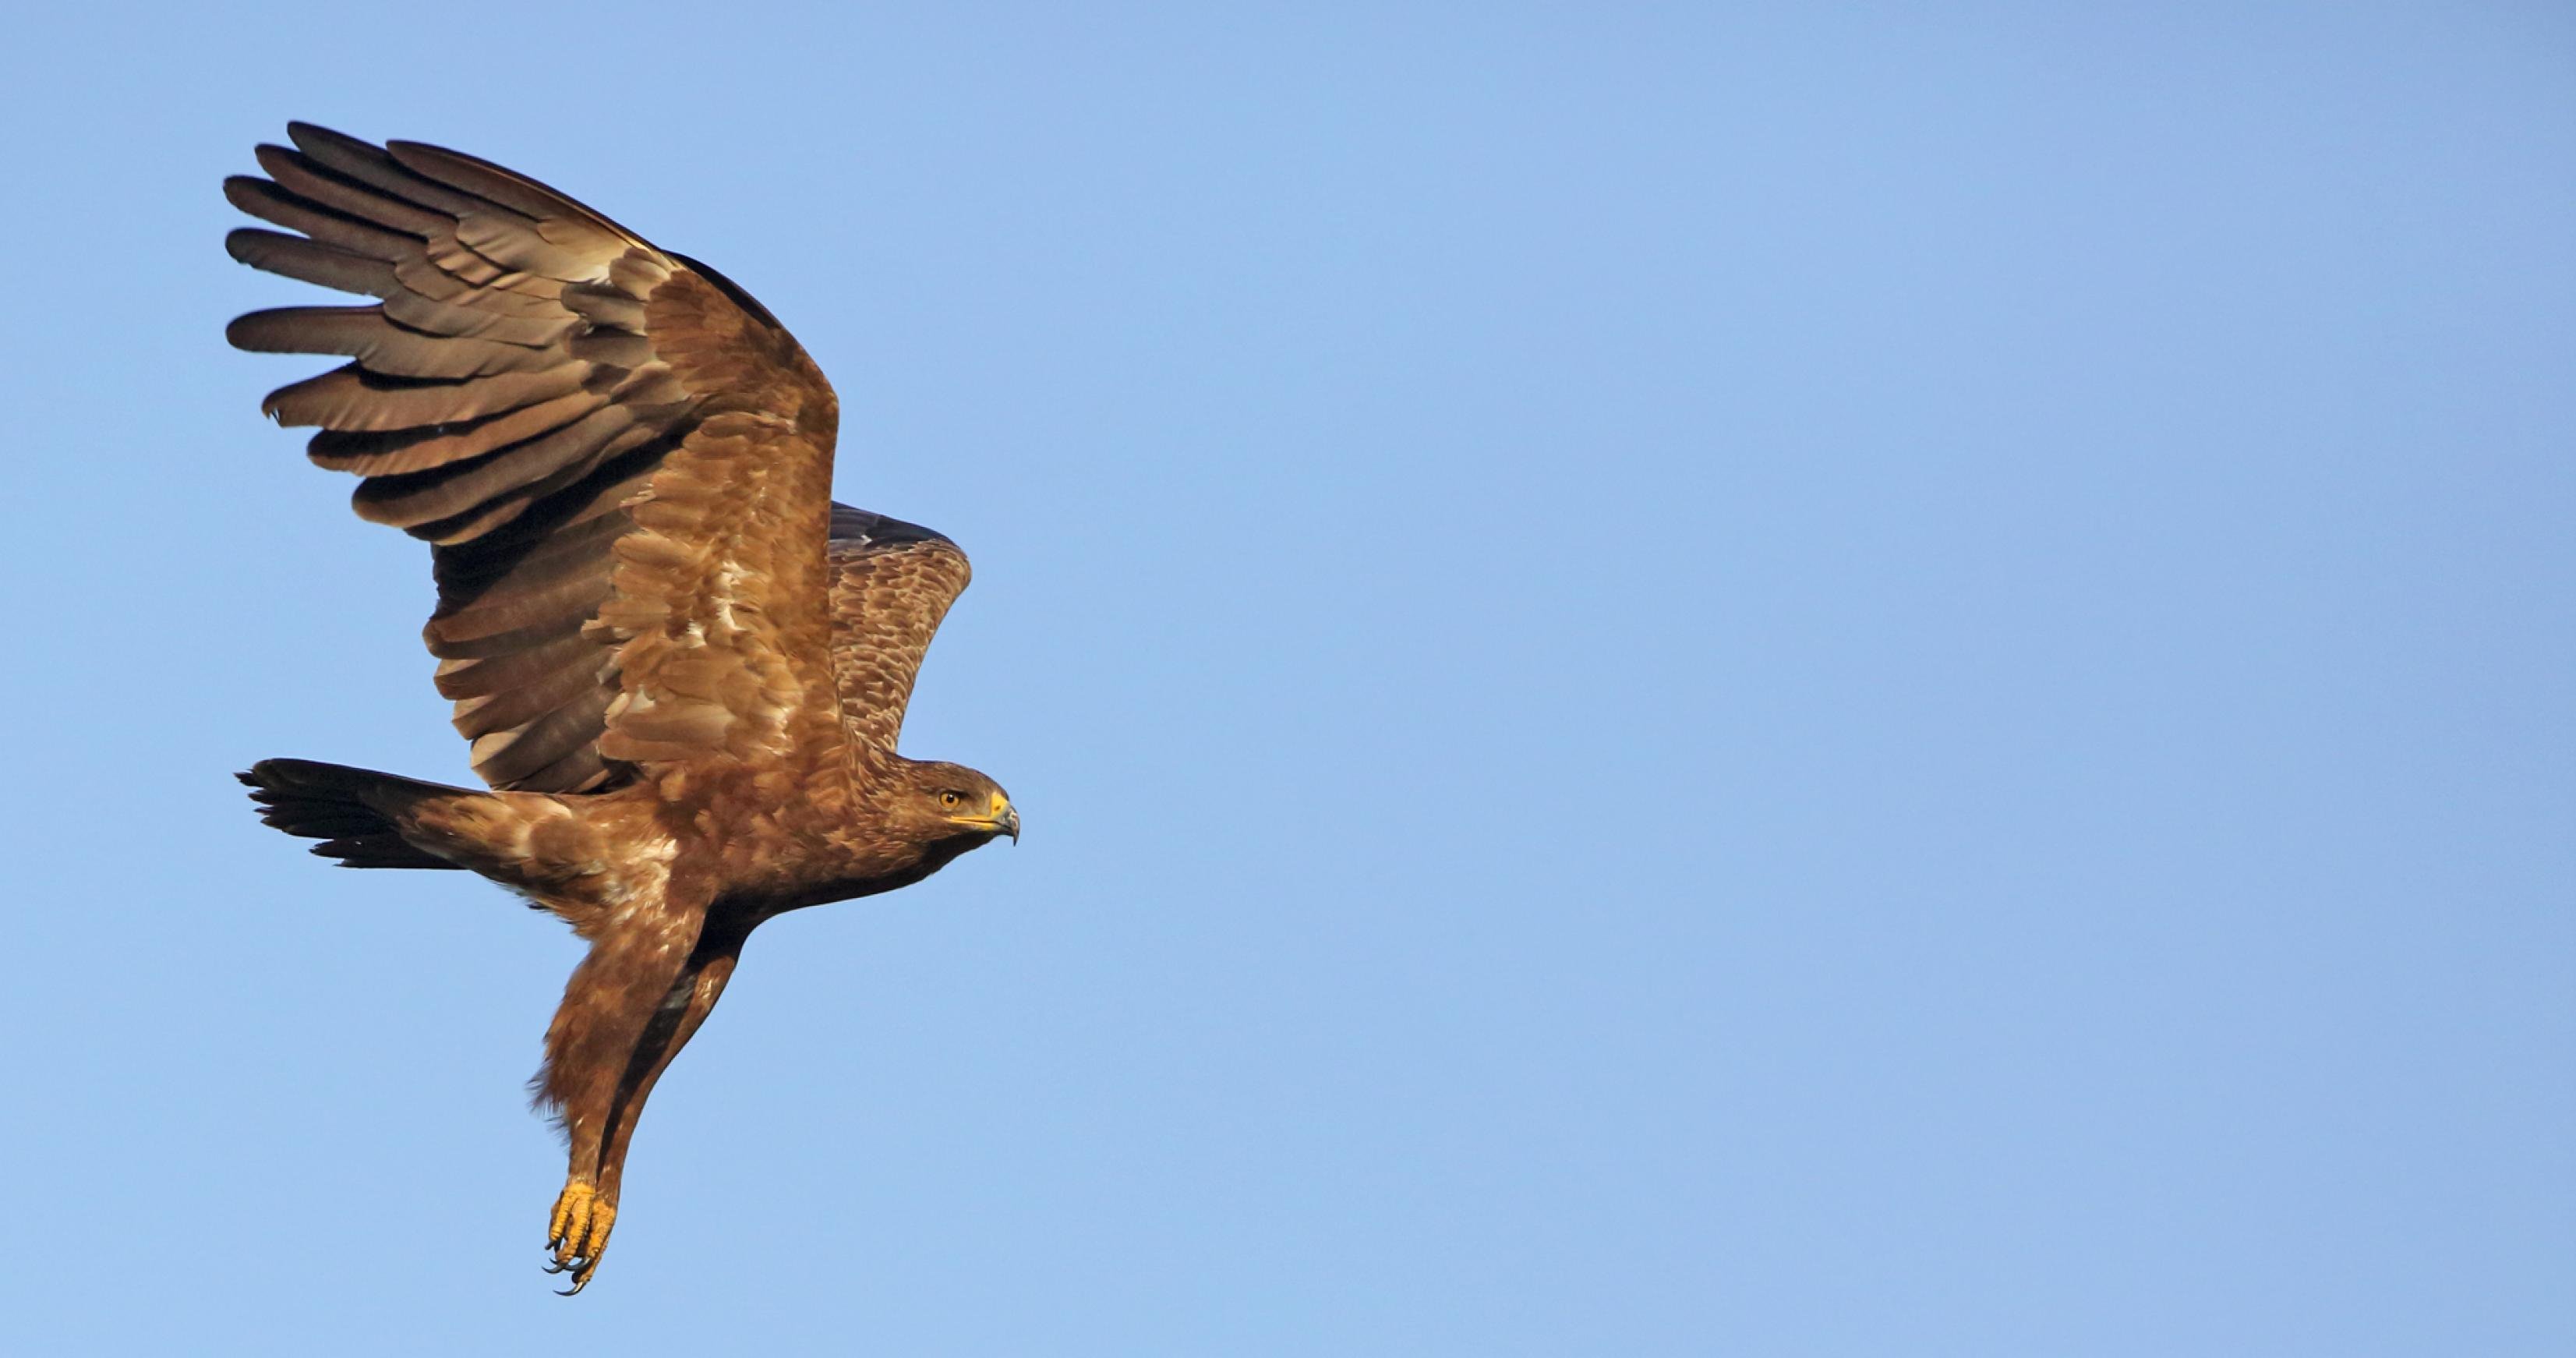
219,175 -> 270,213
668,252 -> 785,331
829,502 -> 953,550
284,120 -> 362,150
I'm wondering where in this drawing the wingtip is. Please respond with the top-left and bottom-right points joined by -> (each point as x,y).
283,119 -> 350,147
829,503 -> 955,550
221,228 -> 266,267
221,309 -> 267,353
218,175 -> 269,214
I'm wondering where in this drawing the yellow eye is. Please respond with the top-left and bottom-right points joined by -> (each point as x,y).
939,791 -> 962,808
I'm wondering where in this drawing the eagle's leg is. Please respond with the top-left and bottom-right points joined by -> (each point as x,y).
535,919 -> 696,1290
540,914 -> 750,1293
598,953 -> 741,1201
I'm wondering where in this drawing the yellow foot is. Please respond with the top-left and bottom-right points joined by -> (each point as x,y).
543,1180 -> 617,1294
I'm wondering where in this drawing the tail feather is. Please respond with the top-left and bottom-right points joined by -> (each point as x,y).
239,757 -> 468,871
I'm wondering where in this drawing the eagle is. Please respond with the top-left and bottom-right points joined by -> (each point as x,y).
225,125 -> 1017,1293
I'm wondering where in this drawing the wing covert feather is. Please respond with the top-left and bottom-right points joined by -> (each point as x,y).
825,504 -> 972,753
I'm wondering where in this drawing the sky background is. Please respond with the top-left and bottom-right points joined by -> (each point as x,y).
2,2 -> 2568,1353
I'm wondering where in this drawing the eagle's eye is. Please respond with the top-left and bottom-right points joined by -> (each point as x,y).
938,790 -> 963,809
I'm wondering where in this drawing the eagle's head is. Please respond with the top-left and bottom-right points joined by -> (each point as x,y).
891,759 -> 1019,849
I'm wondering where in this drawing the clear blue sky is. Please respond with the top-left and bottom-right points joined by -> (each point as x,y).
2,3 -> 2567,1353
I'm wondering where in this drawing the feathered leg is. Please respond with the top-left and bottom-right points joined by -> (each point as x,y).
538,908 -> 751,1293
597,948 -> 743,1208
535,909 -> 698,1291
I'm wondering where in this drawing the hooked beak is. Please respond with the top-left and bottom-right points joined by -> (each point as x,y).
949,791 -> 1019,844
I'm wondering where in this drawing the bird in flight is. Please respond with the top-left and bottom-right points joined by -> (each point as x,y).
227,124 -> 1016,1293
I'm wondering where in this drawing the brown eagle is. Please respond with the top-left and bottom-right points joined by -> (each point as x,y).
227,125 -> 1016,1293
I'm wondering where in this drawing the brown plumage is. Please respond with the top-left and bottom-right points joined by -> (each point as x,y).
228,124 -> 1016,1293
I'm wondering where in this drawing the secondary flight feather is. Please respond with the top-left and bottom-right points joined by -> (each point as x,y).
228,123 -> 1016,1293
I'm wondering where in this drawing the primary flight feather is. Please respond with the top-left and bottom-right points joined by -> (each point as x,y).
228,124 -> 1016,1293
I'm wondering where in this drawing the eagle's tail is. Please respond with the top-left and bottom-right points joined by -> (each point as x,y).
237,758 -> 469,870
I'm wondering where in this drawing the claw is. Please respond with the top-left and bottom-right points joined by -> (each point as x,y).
554,1251 -> 602,1296
547,1180 -> 593,1252
542,1179 -> 616,1294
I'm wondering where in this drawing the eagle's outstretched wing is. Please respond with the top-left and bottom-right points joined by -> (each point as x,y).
226,123 -> 843,791
825,504 -> 974,753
